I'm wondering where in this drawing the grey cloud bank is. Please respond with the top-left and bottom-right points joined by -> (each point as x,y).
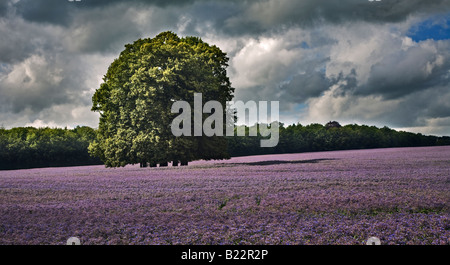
0,0 -> 449,135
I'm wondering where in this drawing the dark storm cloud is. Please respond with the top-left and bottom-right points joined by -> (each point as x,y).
221,0 -> 450,35
12,0 -> 73,25
0,16 -> 59,64
10,0 -> 197,26
280,70 -> 331,103
372,85 -> 450,128
357,41 -> 450,99
63,6 -> 144,53
9,0 -> 450,33
0,53 -> 91,114
0,1 -> 8,17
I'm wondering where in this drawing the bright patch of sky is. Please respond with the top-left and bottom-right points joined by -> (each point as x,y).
408,14 -> 450,41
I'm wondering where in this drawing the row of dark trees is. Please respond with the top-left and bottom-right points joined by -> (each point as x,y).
227,122 -> 450,157
1,122 -> 449,170
0,126 -> 102,170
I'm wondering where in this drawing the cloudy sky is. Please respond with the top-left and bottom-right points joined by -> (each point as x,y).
0,0 -> 449,135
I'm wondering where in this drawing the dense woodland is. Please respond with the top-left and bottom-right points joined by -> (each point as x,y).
0,122 -> 449,170
0,126 -> 102,170
227,122 -> 450,157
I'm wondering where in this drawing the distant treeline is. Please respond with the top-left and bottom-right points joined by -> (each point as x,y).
1,122 -> 449,170
227,122 -> 450,157
0,126 -> 102,170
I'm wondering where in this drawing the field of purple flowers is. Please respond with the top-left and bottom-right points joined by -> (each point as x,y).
0,146 -> 449,245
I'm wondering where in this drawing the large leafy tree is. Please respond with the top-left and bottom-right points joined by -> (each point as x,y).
89,32 -> 234,167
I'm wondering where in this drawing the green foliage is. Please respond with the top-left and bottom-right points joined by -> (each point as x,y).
1,122 -> 448,170
0,127 -> 102,170
90,31 -> 234,167
227,122 -> 450,157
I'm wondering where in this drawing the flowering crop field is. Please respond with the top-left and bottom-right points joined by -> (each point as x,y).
0,146 -> 449,245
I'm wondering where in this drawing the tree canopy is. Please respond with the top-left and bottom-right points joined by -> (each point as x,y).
89,32 -> 235,167
227,122 -> 450,157
0,126 -> 101,170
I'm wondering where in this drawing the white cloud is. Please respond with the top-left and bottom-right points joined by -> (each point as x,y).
24,119 -> 60,128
